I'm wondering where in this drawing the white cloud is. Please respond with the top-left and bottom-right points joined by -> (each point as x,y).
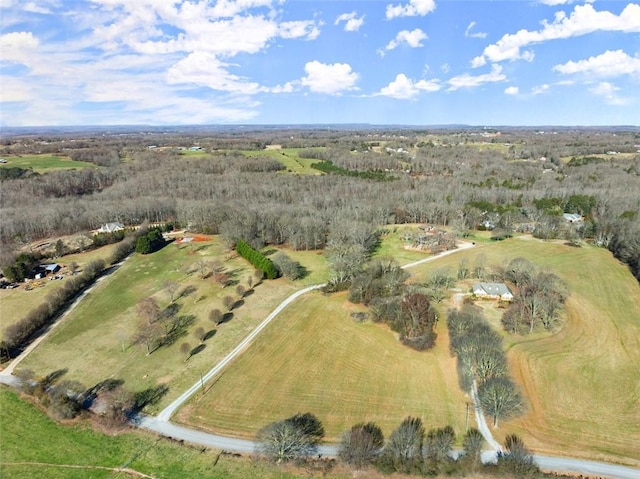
447,64 -> 507,91
474,3 -> 640,65
589,81 -> 629,105
465,21 -> 487,39
377,73 -> 441,99
386,0 -> 436,19
0,31 -> 39,64
504,86 -> 519,95
554,49 -> 640,77
335,12 -> 365,32
381,28 -> 427,54
532,84 -> 550,95
300,61 -> 359,95
166,51 -> 266,95
539,0 -> 595,5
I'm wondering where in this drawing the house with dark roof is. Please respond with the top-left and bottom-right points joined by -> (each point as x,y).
472,282 -> 513,301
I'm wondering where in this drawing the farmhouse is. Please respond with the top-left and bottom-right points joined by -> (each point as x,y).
98,222 -> 125,233
473,282 -> 513,301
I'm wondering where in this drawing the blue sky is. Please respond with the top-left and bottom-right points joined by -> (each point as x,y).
1,0 -> 639,126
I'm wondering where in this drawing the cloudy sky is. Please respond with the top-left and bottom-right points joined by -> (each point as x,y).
1,0 -> 639,126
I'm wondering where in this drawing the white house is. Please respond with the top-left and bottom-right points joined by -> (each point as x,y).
98,222 -> 125,233
563,213 -> 583,223
473,282 -> 513,301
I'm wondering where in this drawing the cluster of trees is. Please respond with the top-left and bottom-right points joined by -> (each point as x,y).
135,228 -> 166,254
447,306 -> 524,428
311,159 -> 394,181
447,305 -> 524,427
1,259 -> 107,357
15,368 -> 168,427
499,258 -> 567,334
2,252 -> 40,282
257,413 -> 540,477
347,259 -> 438,351
271,252 -> 304,280
131,297 -> 195,355
235,240 -> 279,279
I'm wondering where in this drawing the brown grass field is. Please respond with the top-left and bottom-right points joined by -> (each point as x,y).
407,236 -> 640,466
176,290 -> 470,442
13,238 -> 326,412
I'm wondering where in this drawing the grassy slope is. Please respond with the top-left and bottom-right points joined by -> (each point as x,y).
240,148 -> 322,175
0,244 -> 118,342
177,291 -> 469,442
15,240 -> 319,412
0,387 -> 323,479
0,155 -> 96,172
408,236 -> 640,465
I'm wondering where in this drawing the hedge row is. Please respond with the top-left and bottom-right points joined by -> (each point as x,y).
236,240 -> 279,279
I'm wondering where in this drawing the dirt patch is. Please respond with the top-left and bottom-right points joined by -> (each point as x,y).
265,144 -> 282,150
175,234 -> 211,243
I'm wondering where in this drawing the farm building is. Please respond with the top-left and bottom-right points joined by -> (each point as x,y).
44,263 -> 61,274
473,282 -> 513,301
98,222 -> 125,233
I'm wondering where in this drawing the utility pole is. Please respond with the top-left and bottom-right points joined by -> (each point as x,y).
465,402 -> 470,431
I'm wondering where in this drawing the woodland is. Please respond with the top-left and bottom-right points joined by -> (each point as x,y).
1,126 -> 639,284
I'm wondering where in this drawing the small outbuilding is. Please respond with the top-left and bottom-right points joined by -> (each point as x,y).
473,282 -> 513,301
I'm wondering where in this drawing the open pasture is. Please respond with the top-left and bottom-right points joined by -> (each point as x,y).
177,291 -> 469,442
408,236 -> 640,465
0,155 -> 96,172
15,238 -> 307,412
240,148 -> 322,175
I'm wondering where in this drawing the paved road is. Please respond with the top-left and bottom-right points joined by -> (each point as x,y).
156,283 -> 326,422
138,416 -> 640,479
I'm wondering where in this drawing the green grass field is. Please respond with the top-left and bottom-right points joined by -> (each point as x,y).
240,148 -> 322,175
0,387 -> 327,479
176,291 -> 469,442
14,239 -> 317,412
0,244 -> 119,342
0,155 -> 96,172
406,236 -> 640,465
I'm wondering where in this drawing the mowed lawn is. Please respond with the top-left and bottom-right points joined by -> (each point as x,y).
408,236 -> 640,466
177,291 -> 469,442
15,239 -> 314,412
0,155 -> 95,172
0,244 -> 119,342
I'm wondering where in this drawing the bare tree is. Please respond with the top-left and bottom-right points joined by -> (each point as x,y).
193,326 -> 206,343
209,308 -> 222,325
68,261 -> 79,275
339,422 -> 384,468
162,279 -> 179,303
235,284 -> 246,298
136,297 -> 160,324
498,434 -> 539,477
223,295 -> 235,311
379,416 -> 424,473
478,377 -> 524,428
180,342 -> 191,361
256,413 -> 324,464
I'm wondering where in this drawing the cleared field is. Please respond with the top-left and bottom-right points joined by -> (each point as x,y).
240,148 -> 322,175
0,387 -> 321,479
0,155 -> 96,172
15,239 -> 313,412
407,236 -> 640,465
176,291 -> 469,442
0,244 -> 118,342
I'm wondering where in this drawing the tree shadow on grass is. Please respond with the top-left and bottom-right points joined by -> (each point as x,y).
232,299 -> 244,310
42,368 -> 68,387
133,384 -> 169,412
218,312 -> 234,325
189,344 -> 206,358
83,378 -> 125,409
203,329 -> 217,341
179,285 -> 197,299
163,314 -> 196,346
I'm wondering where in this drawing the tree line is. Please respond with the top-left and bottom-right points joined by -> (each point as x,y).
1,128 -> 638,282
256,412 -> 542,478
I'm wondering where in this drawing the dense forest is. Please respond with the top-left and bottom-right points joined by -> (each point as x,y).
1,127 -> 639,281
